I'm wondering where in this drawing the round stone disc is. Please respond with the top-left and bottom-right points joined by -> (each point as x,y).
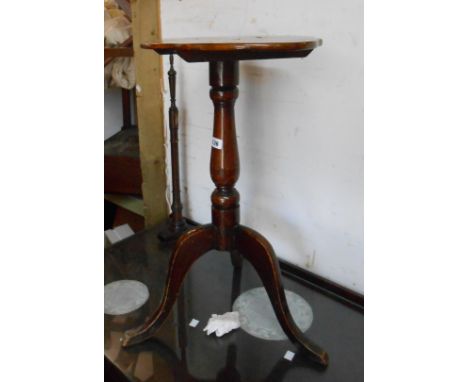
232,287 -> 313,341
104,280 -> 149,315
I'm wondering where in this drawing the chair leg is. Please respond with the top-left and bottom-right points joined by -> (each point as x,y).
235,225 -> 329,367
122,225 -> 215,347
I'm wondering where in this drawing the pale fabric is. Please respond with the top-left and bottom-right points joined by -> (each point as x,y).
110,57 -> 135,89
105,16 -> 131,46
104,1 -> 135,89
203,312 -> 241,337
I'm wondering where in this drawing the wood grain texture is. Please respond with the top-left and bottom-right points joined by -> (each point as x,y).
123,52 -> 328,366
104,127 -> 142,195
104,36 -> 133,67
131,0 -> 168,227
104,155 -> 142,195
142,36 -> 322,62
104,47 -> 133,60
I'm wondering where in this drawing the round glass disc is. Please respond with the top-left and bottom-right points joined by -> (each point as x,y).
104,280 -> 149,315
232,287 -> 313,340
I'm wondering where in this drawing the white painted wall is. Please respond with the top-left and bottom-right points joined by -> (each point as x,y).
160,0 -> 363,293
104,88 -> 123,140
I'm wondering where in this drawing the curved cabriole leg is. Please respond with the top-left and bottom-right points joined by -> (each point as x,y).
122,225 -> 215,347
236,225 -> 329,367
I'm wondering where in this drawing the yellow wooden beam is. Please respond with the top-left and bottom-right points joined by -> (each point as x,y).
131,0 -> 168,227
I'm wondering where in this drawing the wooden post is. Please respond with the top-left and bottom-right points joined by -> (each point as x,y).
131,0 -> 168,226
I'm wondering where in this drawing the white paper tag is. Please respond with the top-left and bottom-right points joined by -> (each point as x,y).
211,137 -> 223,150
283,350 -> 295,361
189,318 -> 199,328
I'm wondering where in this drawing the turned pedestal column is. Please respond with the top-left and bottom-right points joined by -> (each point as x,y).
123,37 -> 327,367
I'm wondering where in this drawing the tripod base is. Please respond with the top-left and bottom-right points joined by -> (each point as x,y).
123,224 -> 329,367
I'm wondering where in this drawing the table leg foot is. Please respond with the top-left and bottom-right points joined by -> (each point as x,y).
122,224 -> 215,347
236,225 -> 329,367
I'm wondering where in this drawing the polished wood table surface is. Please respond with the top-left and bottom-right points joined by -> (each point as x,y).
122,36 -> 329,366
141,36 -> 322,62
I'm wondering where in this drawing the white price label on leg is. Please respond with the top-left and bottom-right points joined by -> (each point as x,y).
211,137 -> 223,150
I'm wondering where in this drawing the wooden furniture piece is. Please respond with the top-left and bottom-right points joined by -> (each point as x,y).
104,0 -> 142,196
122,37 -> 328,366
105,224 -> 364,381
104,0 -> 133,67
104,126 -> 142,196
158,54 -> 190,241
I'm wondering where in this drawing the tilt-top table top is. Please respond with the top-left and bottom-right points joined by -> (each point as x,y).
141,36 -> 322,62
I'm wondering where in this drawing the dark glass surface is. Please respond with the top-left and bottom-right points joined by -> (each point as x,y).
105,225 -> 363,381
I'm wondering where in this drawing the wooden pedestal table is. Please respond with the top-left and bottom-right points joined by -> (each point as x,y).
122,37 -> 328,367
